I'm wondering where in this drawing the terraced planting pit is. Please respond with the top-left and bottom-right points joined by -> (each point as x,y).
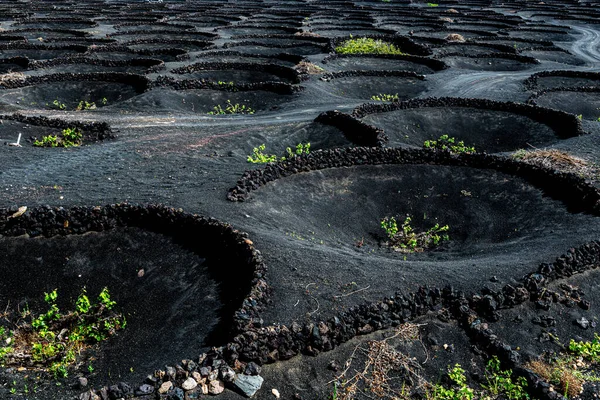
0,205 -> 262,393
355,99 -> 580,153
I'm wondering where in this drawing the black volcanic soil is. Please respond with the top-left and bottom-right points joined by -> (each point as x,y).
1,0 -> 600,399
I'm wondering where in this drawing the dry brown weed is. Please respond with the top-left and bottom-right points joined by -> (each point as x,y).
513,148 -> 598,178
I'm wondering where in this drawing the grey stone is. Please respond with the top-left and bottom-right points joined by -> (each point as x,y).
232,374 -> 264,398
77,377 -> 88,389
577,317 -> 590,329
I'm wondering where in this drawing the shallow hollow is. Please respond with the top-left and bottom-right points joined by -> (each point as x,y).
361,107 -> 564,152
322,74 -> 427,101
0,206 -> 258,385
0,81 -> 142,110
242,164 -> 600,323
0,228 -> 220,383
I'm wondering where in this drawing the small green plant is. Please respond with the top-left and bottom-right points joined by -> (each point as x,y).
381,215 -> 449,253
569,333 -> 600,362
483,356 -> 529,399
208,100 -> 255,115
75,100 -> 97,111
428,364 -> 474,400
247,142 -> 311,163
423,135 -> 476,154
61,127 -> 83,147
101,97 -> 108,105
33,135 -> 59,148
247,144 -> 278,163
215,80 -> 236,90
282,142 -> 310,160
370,93 -> 399,102
0,287 -> 125,380
576,114 -> 583,120
427,2 -> 439,6
50,99 -> 66,110
33,128 -> 82,148
335,37 -> 406,55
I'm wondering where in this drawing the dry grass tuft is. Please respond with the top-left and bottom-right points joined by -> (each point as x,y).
294,31 -> 322,38
0,71 -> 26,87
331,323 -> 426,400
446,33 -> 466,42
440,17 -> 454,23
446,8 -> 459,13
526,359 -> 583,398
513,149 -> 598,178
296,61 -> 325,75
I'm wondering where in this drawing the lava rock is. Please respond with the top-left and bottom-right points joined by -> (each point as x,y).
168,387 -> 184,400
245,362 -> 262,376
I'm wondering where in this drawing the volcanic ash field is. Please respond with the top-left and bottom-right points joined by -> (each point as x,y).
2,0 -> 600,399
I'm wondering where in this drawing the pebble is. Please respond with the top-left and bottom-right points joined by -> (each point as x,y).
577,317 -> 590,329
209,380 -> 225,395
77,377 -> 88,389
158,381 -> 173,394
272,388 -> 281,398
182,377 -> 198,391
200,382 -> 209,395
191,371 -> 203,383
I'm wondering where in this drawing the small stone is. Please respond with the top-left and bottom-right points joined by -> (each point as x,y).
208,380 -> 225,395
159,381 -> 173,394
208,369 -> 219,382
166,366 -> 177,379
576,317 -> 590,329
191,371 -> 203,383
182,377 -> 198,391
135,384 -> 154,395
327,360 -> 339,372
169,387 -> 184,400
200,382 -> 209,395
77,377 -> 88,389
490,276 -> 498,282
245,362 -> 261,376
220,366 -> 235,382
233,374 -> 264,398
199,366 -> 211,377
272,388 -> 281,398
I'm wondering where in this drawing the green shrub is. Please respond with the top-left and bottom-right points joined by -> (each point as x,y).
371,93 -> 399,102
569,333 -> 600,362
428,364 -> 473,400
76,100 -> 97,111
33,135 -> 59,148
423,135 -> 475,154
381,215 -> 449,252
0,287 -> 126,379
335,37 -> 406,55
248,142 -> 310,164
208,100 -> 255,115
483,356 -> 529,400
33,128 -> 83,148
